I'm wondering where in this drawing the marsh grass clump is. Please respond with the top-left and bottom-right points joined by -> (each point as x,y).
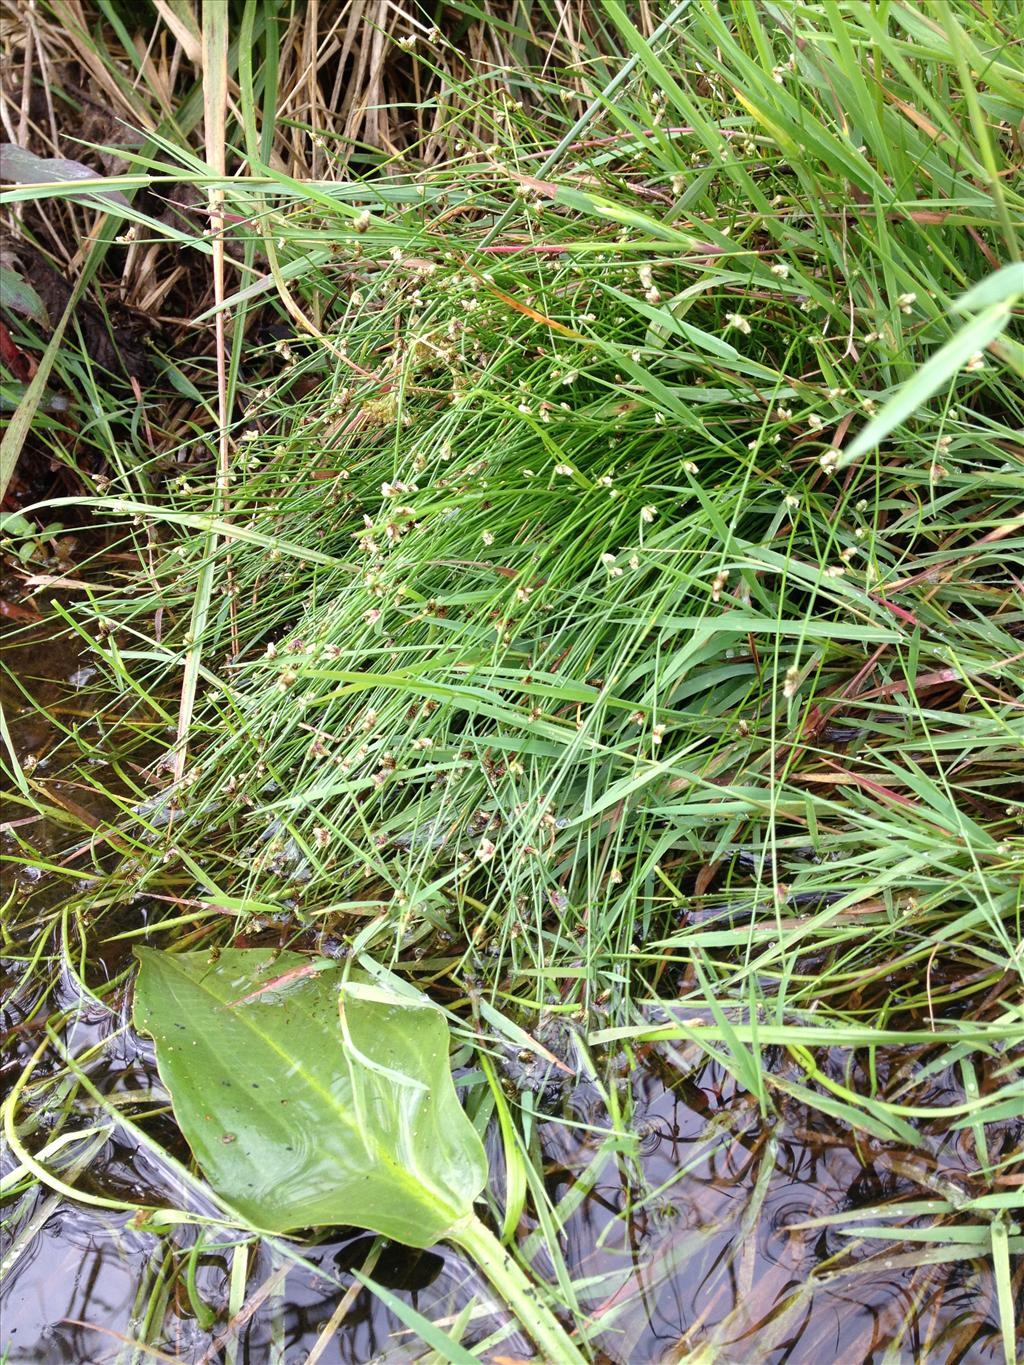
2,2 -> 1023,1360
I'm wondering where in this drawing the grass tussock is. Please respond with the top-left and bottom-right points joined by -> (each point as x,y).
2,1 -> 1023,1360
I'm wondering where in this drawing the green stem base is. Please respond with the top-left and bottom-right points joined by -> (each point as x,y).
449,1212 -> 588,1363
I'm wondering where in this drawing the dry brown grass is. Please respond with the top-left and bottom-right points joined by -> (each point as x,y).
0,1 -> 631,366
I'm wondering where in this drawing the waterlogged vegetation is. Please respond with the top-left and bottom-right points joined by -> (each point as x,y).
2,1 -> 1023,1361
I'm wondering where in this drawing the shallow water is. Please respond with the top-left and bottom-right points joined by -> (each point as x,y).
2,614 -> 1018,1363
3,1022 -> 1014,1363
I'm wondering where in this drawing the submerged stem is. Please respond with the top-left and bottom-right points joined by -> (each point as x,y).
448,1212 -> 588,1364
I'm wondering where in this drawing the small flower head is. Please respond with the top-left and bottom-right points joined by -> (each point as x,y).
725,312 -> 752,335
639,264 -> 662,303
641,505 -> 658,523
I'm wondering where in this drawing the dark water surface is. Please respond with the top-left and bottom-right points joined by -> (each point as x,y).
2,1022 -> 1012,1364
2,617 -> 1016,1363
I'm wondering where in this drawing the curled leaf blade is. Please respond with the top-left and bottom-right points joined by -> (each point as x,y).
133,948 -> 487,1245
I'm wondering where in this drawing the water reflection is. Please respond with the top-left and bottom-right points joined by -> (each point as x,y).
2,992 -> 1015,1363
4,1032 -> 1010,1363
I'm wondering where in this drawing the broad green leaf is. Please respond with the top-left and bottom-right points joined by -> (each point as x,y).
133,948 -> 488,1245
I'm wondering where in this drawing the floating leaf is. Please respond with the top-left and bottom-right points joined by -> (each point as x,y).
134,948 -> 587,1361
133,947 -> 487,1245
